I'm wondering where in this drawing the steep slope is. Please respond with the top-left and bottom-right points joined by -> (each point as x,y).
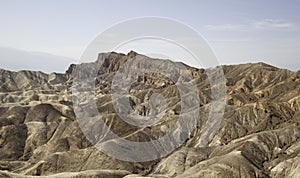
0,51 -> 299,177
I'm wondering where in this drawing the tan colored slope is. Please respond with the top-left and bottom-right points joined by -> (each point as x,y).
0,52 -> 299,177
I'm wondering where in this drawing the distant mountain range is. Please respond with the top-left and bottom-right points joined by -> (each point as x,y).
0,47 -> 76,73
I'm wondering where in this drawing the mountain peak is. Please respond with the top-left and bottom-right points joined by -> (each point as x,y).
1,52 -> 299,177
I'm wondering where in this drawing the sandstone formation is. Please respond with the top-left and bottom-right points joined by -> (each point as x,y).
0,51 -> 299,177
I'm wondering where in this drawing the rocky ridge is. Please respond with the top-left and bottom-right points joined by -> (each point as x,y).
0,51 -> 299,177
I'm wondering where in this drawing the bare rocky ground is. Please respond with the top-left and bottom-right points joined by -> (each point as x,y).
0,51 -> 299,178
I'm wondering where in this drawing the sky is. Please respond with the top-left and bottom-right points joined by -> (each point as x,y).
0,0 -> 299,72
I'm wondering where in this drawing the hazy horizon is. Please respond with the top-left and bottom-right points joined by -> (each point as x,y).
0,46 -> 297,73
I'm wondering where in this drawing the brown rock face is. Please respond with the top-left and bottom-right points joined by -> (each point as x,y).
0,51 -> 299,177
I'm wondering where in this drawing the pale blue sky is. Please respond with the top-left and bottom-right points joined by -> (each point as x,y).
0,0 -> 299,71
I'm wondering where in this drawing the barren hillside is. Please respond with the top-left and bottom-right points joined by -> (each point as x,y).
0,51 -> 299,178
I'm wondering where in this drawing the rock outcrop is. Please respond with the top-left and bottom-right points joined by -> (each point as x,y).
0,51 -> 299,177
